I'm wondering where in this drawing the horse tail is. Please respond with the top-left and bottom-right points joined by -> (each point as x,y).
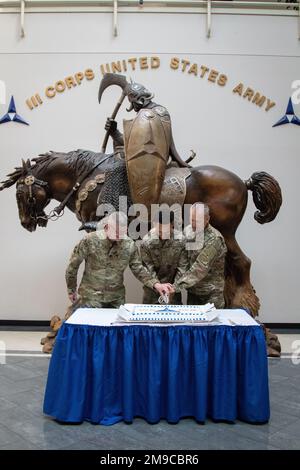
244,172 -> 282,224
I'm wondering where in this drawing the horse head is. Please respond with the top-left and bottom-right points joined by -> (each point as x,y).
0,158 -> 51,232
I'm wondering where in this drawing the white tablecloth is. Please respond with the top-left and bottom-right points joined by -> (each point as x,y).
66,307 -> 259,327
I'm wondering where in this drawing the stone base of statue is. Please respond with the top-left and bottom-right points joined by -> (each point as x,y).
40,306 -> 73,354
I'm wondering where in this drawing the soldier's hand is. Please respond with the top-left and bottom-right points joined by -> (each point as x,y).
105,118 -> 117,135
154,283 -> 175,296
68,292 -> 77,303
153,283 -> 165,296
166,284 -> 175,294
161,283 -> 175,294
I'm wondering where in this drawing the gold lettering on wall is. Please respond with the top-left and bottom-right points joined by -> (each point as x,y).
170,58 -> 226,88
208,70 -> 219,83
170,57 -> 180,70
232,83 -> 244,96
188,64 -> 198,76
26,94 -> 43,109
99,56 -> 161,75
139,57 -> 148,69
85,69 -> 95,80
128,58 -> 137,70
65,76 -> 77,89
111,61 -> 122,73
233,82 -> 276,111
243,87 -> 255,101
55,81 -> 66,93
252,92 -> 266,107
217,74 -> 227,87
45,86 -> 55,99
266,99 -> 276,112
75,72 -> 84,85
42,69 -> 95,101
24,56 -> 276,115
151,56 -> 160,69
200,66 -> 209,78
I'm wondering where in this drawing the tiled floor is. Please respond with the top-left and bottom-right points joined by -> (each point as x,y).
0,331 -> 299,450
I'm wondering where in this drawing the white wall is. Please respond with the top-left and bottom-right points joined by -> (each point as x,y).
0,12 -> 299,322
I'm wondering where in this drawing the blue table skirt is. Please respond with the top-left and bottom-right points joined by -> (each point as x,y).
43,323 -> 270,425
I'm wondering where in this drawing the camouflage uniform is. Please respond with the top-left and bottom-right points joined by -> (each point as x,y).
65,230 -> 155,309
175,224 -> 227,308
140,229 -> 188,304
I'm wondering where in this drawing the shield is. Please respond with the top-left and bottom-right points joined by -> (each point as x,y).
123,106 -> 171,212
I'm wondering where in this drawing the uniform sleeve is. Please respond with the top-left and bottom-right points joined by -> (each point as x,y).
174,237 -> 224,291
173,246 -> 190,287
65,238 -> 89,294
129,243 -> 159,290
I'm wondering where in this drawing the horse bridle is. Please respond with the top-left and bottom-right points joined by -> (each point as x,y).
16,153 -> 113,224
17,175 -> 63,223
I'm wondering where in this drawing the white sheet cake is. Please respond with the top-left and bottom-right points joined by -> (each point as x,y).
118,303 -> 218,323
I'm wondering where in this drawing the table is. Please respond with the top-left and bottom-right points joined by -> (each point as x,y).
43,308 -> 270,425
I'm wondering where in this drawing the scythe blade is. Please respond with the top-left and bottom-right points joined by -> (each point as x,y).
98,73 -> 129,104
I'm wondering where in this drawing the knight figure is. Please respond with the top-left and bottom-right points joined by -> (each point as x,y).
99,73 -> 195,215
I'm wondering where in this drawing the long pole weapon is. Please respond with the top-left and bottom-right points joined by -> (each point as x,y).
98,73 -> 129,153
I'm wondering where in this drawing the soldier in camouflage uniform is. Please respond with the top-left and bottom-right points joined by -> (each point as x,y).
65,212 -> 166,309
174,202 -> 227,308
140,211 -> 188,304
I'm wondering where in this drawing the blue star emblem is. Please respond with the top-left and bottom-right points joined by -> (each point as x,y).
273,97 -> 300,127
0,96 -> 29,126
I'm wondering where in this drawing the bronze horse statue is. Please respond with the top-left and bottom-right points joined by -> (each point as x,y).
0,149 -> 282,337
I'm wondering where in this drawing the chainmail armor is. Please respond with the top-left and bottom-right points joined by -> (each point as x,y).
97,159 -> 132,212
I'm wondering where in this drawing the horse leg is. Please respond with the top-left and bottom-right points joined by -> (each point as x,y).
224,235 -> 281,357
223,235 -> 260,316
